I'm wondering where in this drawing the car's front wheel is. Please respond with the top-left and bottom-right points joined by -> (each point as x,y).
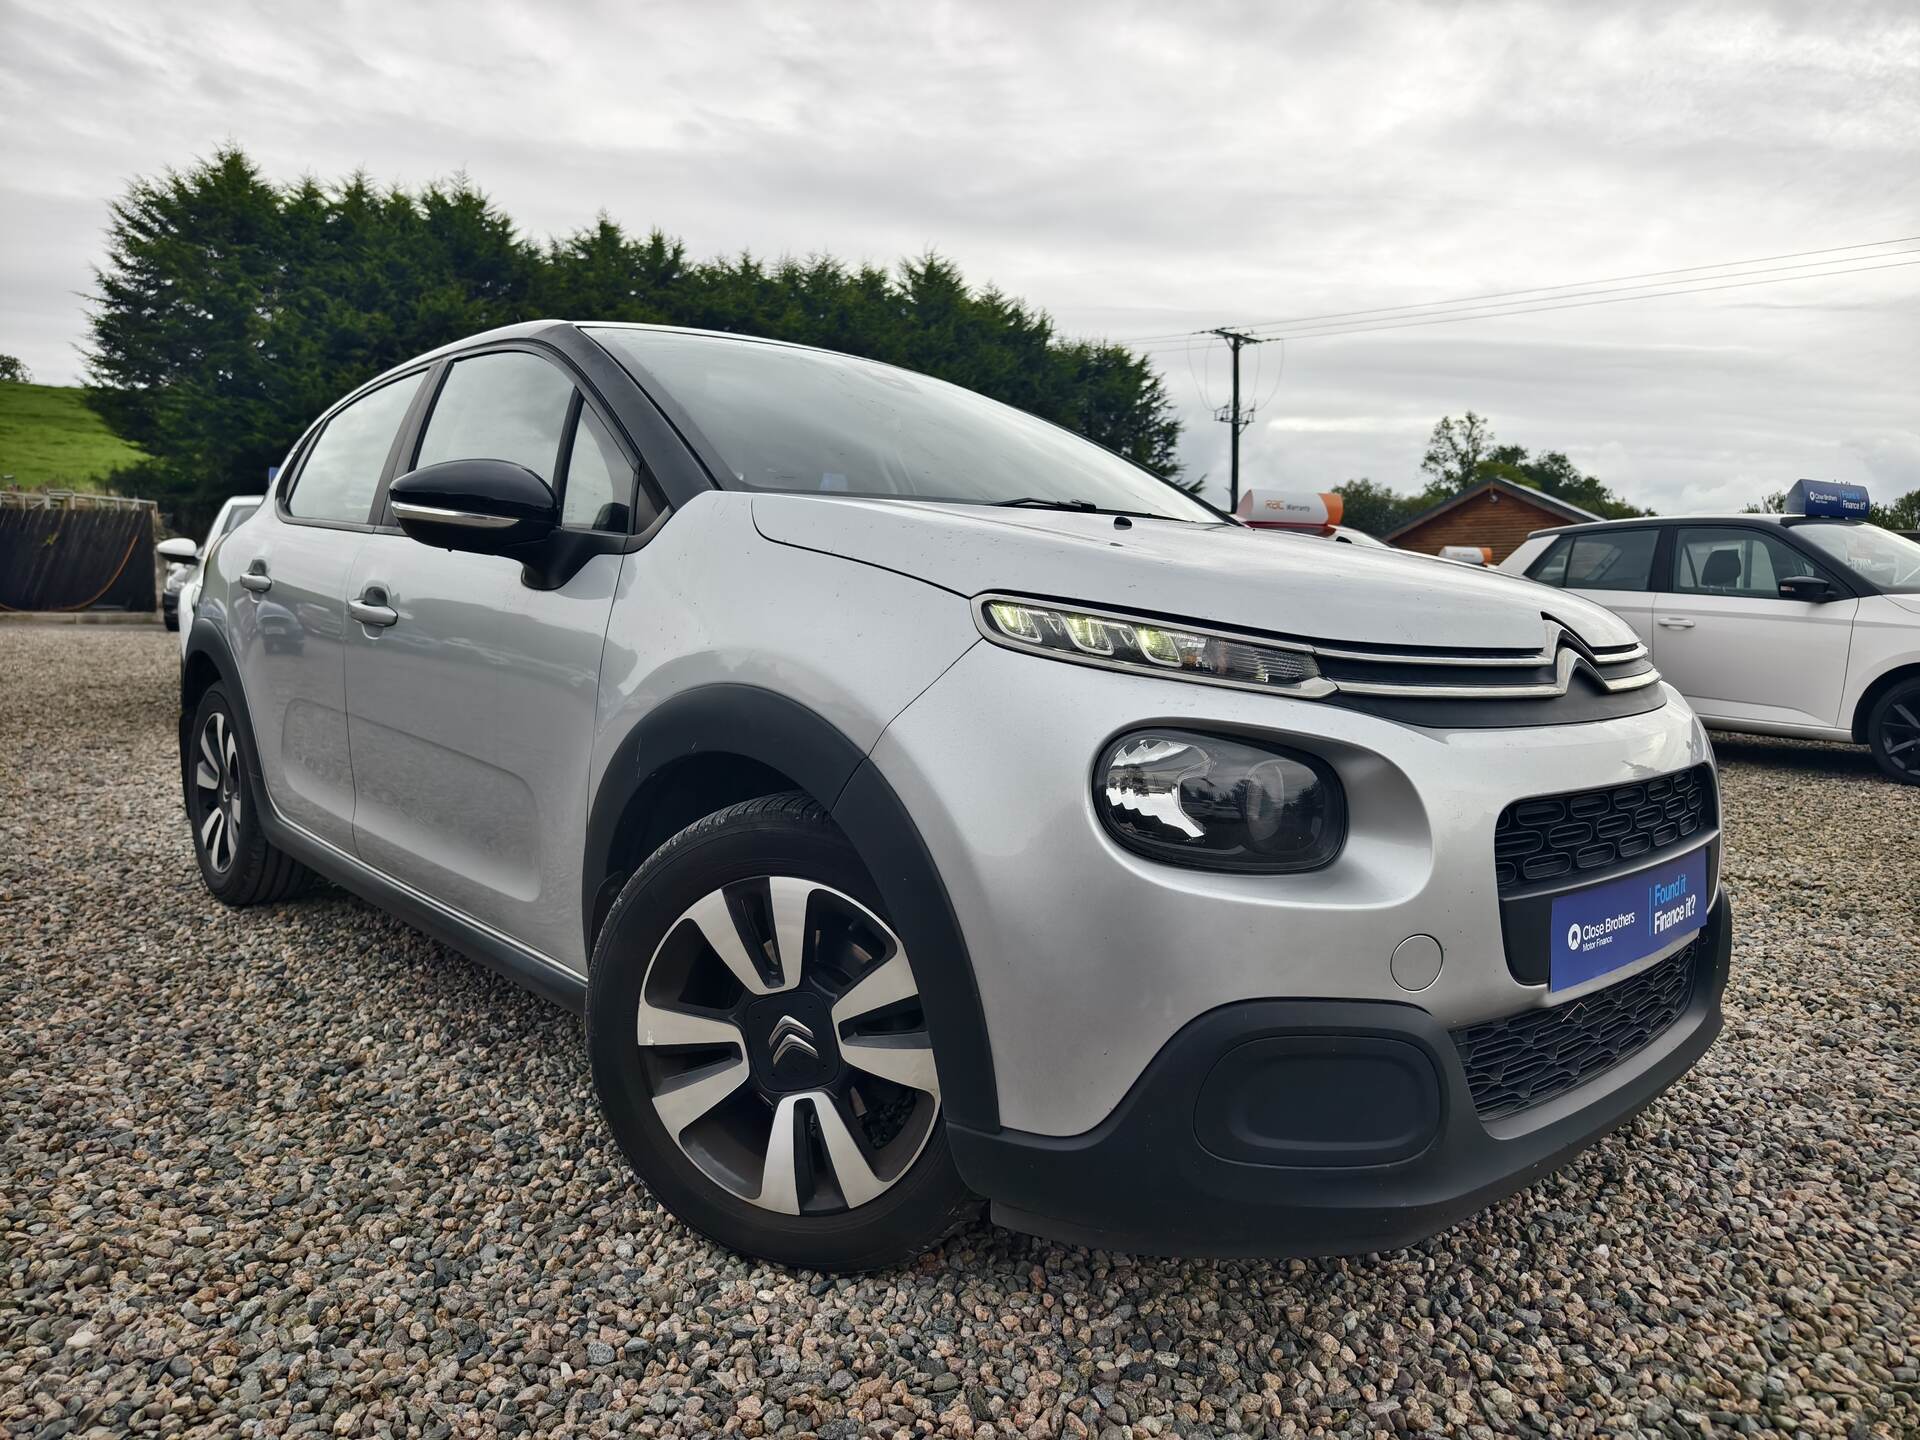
586,793 -> 977,1270
1866,677 -> 1920,785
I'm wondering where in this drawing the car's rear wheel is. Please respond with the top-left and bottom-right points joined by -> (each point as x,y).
185,684 -> 313,904
586,792 -> 977,1270
1866,677 -> 1920,785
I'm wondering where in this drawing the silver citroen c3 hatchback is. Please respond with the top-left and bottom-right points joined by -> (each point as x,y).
181,321 -> 1732,1270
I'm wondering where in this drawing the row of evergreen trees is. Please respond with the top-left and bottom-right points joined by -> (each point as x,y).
87,149 -> 1181,526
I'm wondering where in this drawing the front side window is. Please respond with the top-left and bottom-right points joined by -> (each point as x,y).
287,372 -> 425,524
415,352 -> 574,484
560,405 -> 642,532
1673,526 -> 1820,598
1791,521 -> 1920,593
587,327 -> 1217,523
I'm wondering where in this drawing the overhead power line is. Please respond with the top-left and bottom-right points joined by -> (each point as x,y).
1239,247 -> 1920,338
1129,254 -> 1920,354
1116,235 -> 1920,346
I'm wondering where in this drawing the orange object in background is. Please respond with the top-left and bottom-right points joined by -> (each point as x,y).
1234,490 -> 1345,533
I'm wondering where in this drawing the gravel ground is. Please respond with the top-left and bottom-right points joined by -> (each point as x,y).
3,624 -> 1916,1440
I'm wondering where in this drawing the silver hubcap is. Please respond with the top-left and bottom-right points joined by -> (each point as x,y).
193,711 -> 243,873
636,877 -> 940,1215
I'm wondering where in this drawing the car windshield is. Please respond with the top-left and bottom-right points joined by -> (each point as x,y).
1791,521 -> 1920,593
588,328 -> 1217,522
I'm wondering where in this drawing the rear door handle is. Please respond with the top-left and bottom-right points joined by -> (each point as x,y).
1656,616 -> 1696,629
349,587 -> 398,629
239,563 -> 272,593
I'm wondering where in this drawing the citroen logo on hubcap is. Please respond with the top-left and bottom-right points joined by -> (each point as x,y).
769,1015 -> 818,1068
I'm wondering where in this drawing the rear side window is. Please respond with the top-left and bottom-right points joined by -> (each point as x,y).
220,500 -> 261,537
287,373 -> 425,523
1528,529 -> 1657,591
1526,538 -> 1572,586
1567,529 -> 1656,591
415,352 -> 573,483
1674,526 -> 1820,598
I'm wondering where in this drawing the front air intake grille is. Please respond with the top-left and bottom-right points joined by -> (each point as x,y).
1453,938 -> 1699,1121
1494,764 -> 1715,894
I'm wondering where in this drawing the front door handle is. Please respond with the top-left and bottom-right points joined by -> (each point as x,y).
349,587 -> 398,629
1656,616 -> 1696,629
239,563 -> 272,594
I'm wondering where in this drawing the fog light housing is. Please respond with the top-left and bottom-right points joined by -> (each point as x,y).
1096,729 -> 1345,873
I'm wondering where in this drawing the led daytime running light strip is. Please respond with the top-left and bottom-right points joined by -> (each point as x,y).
976,595 -> 1660,700
979,597 -> 1334,697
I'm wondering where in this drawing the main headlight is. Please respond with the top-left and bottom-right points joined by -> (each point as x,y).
1096,728 -> 1346,873
978,596 -> 1330,696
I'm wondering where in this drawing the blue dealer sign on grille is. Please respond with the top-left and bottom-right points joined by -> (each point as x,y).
1549,847 -> 1709,992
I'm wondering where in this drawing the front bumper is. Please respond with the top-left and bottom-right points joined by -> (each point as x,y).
873,638 -> 1717,1138
950,892 -> 1731,1256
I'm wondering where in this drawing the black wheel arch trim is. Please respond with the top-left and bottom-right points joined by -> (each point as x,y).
180,620 -> 265,814
581,683 -> 999,1131
1854,662 -> 1920,743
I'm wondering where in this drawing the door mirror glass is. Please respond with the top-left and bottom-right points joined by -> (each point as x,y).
156,537 -> 199,562
390,460 -> 558,555
1777,574 -> 1838,602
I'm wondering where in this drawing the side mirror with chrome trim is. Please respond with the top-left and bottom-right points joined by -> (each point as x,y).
387,459 -> 635,591
389,460 -> 559,555
1777,575 -> 1838,603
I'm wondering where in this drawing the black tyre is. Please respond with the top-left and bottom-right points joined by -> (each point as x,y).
185,683 -> 313,904
1866,677 -> 1920,785
586,792 -> 978,1271
163,611 -> 180,632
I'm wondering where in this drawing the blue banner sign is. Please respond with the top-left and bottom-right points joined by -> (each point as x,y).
1786,479 -> 1870,518
1549,846 -> 1709,992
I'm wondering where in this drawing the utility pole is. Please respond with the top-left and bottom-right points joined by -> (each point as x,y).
1208,328 -> 1267,513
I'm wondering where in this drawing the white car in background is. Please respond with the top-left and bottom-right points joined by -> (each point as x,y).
158,495 -> 263,651
1504,513 -> 1920,783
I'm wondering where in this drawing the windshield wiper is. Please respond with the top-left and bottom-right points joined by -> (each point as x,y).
991,496 -> 1174,520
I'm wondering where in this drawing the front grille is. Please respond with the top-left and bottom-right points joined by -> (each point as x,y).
1494,764 -> 1714,893
1453,938 -> 1699,1121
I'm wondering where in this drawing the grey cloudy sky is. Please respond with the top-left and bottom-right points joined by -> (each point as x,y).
3,0 -> 1916,513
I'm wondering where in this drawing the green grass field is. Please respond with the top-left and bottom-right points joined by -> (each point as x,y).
0,382 -> 148,491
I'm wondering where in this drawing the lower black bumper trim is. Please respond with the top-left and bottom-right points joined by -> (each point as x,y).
950,893 -> 1732,1257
